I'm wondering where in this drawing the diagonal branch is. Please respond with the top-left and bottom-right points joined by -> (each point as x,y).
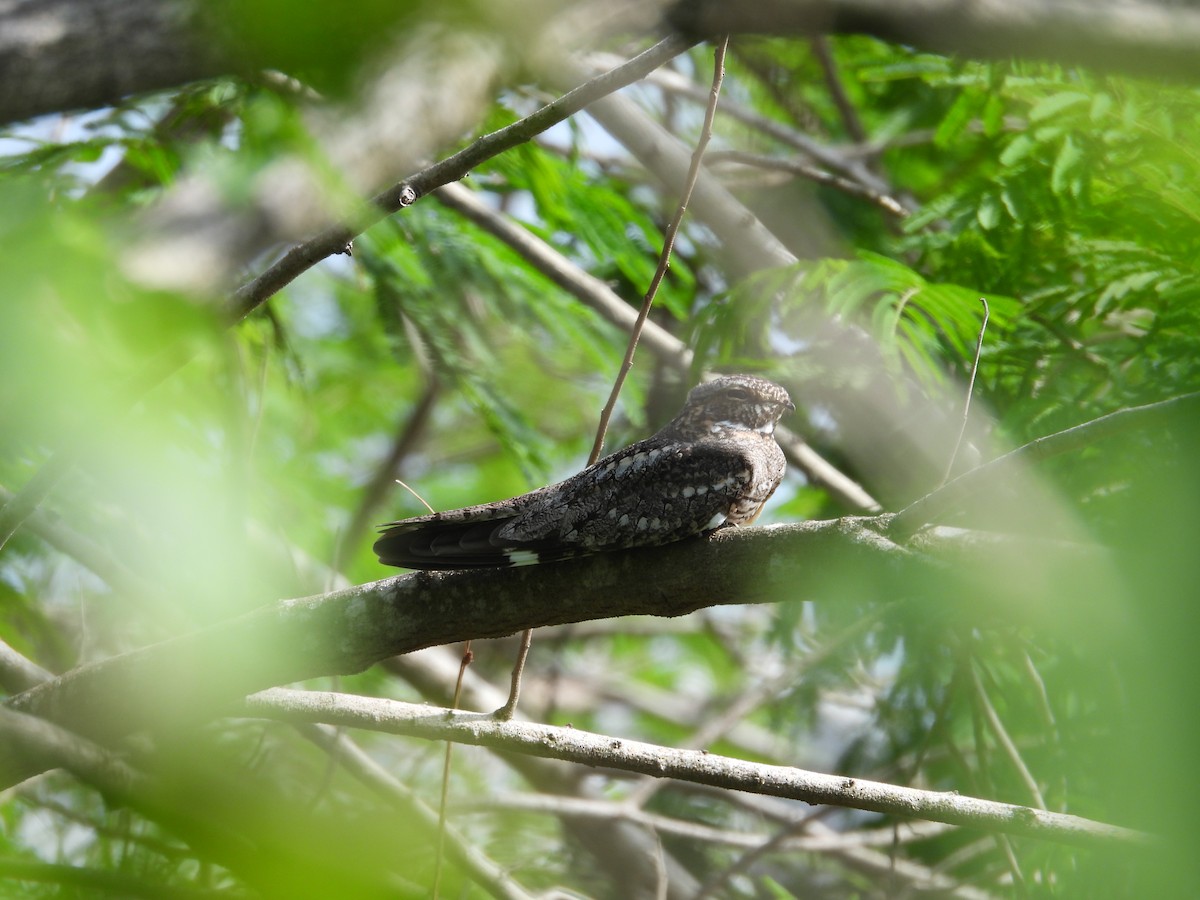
229,34 -> 695,320
891,391 -> 1200,538
296,724 -> 536,900
706,150 -> 909,217
432,181 -> 881,512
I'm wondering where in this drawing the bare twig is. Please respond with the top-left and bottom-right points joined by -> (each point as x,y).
811,36 -> 868,143
969,661 -> 1047,811
244,688 -> 1152,850
706,150 -> 909,217
892,391 -> 1200,538
495,628 -> 533,721
942,298 -> 989,486
589,37 -> 730,464
499,38 -> 731,720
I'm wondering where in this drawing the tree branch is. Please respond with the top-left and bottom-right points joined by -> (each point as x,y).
295,723 -> 536,900
669,0 -> 1200,81
891,391 -> 1200,538
228,34 -> 696,320
5,519 -> 899,743
0,0 -> 230,126
706,150 -> 909,217
433,181 -> 882,513
243,688 -> 1151,851
0,639 -> 54,697
0,36 -> 695,554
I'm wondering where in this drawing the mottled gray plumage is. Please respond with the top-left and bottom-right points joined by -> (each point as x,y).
374,375 -> 794,569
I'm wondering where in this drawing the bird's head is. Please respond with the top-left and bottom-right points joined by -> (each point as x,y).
673,374 -> 794,439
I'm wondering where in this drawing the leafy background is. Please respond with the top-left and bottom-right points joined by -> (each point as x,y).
2,11 -> 1199,899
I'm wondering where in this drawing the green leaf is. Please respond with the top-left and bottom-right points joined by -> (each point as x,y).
999,133 -> 1036,166
1051,135 -> 1084,194
1090,92 -> 1114,122
999,187 -> 1030,222
977,193 -> 1002,230
1028,91 -> 1090,121
934,88 -> 982,147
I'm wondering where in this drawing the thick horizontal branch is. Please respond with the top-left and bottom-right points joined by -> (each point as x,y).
5,519 -> 898,743
0,0 -> 229,126
244,688 -> 1151,851
669,0 -> 1200,81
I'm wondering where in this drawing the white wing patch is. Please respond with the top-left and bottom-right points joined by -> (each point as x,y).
704,511 -> 728,529
505,549 -> 541,567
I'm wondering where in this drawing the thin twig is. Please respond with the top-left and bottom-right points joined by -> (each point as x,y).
942,298 -> 990,486
495,628 -> 533,720
434,641 -> 475,897
588,36 -> 731,464
499,38 -> 732,720
811,37 -> 868,143
892,390 -> 1200,539
706,150 -> 909,217
970,661 -> 1047,811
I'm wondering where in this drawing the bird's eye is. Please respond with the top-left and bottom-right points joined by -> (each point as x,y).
725,388 -> 750,402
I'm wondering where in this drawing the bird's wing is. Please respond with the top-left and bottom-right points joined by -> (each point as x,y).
373,440 -> 753,570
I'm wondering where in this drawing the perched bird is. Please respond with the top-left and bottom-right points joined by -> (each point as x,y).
374,374 -> 794,569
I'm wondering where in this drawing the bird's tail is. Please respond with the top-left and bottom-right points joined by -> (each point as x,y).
373,507 -> 535,569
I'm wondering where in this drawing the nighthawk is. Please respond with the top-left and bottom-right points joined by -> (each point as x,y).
373,374 -> 794,569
